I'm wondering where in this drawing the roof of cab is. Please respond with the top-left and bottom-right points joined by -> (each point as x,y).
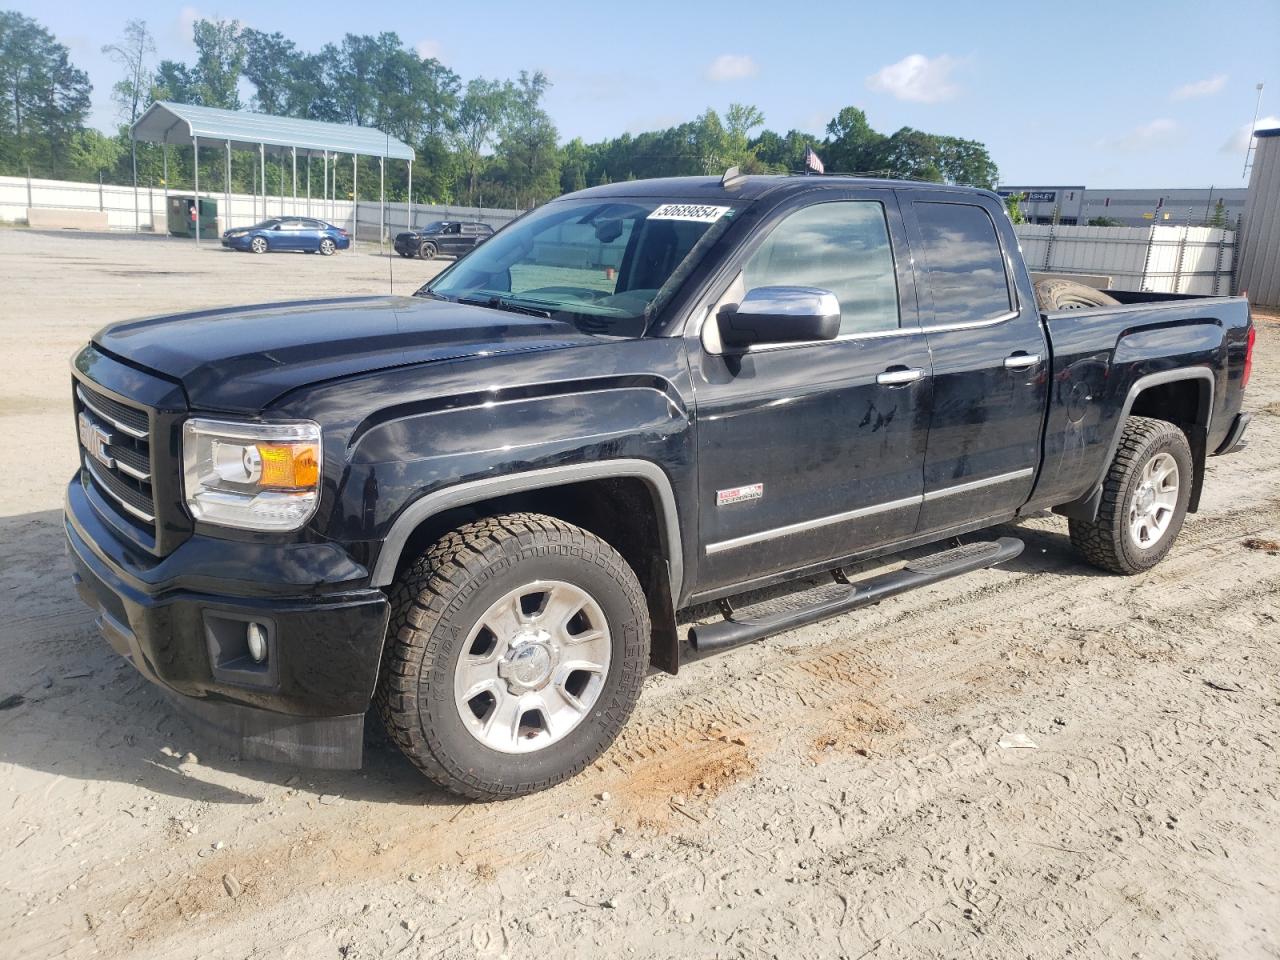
560,174 -> 996,204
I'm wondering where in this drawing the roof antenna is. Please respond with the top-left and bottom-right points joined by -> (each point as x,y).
721,165 -> 746,189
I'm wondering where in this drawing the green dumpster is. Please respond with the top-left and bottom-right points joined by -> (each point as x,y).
167,196 -> 219,239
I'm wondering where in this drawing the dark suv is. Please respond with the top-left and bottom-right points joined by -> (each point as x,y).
394,220 -> 494,260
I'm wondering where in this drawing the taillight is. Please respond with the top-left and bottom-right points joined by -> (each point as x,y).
1243,325 -> 1256,388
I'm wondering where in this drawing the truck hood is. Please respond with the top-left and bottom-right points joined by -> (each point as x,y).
92,295 -> 597,414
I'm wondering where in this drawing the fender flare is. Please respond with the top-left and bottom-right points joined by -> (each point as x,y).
1057,367 -> 1214,522
368,459 -> 684,602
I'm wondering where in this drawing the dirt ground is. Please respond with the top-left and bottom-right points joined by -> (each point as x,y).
1,229 -> 1277,960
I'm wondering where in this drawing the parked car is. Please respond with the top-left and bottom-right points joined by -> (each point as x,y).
66,174 -> 1253,800
221,217 -> 350,255
393,220 -> 493,259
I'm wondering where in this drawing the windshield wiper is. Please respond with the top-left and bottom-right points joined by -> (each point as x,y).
456,294 -> 553,319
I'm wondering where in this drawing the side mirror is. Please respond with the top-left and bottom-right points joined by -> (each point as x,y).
718,286 -> 841,347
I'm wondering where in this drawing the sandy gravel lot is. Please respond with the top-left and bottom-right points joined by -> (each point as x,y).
0,230 -> 1277,960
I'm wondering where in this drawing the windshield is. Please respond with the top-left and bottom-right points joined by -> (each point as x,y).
422,221 -> 448,233
418,197 -> 742,337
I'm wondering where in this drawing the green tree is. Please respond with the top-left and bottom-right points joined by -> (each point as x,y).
1005,192 -> 1026,224
191,18 -> 245,109
241,29 -> 300,115
1087,216 -> 1124,227
0,10 -> 92,176
454,77 -> 513,201
101,19 -> 155,124
151,60 -> 196,103
495,70 -> 559,207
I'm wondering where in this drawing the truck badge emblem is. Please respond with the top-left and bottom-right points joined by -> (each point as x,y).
78,412 -> 116,470
717,483 -> 763,506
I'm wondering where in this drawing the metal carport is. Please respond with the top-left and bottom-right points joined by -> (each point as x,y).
129,101 -> 417,245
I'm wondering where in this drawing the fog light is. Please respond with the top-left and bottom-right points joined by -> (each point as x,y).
246,622 -> 268,663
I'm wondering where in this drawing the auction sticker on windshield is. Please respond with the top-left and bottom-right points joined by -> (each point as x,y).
648,204 -> 731,222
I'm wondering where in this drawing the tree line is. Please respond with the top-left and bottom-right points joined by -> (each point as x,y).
0,10 -> 999,212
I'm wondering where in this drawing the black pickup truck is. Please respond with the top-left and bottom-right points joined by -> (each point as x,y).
65,174 -> 1254,799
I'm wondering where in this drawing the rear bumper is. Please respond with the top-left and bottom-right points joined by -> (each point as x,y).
65,476 -> 390,768
1214,411 -> 1251,456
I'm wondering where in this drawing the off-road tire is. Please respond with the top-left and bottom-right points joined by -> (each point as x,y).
376,513 -> 650,799
1035,277 -> 1120,311
418,240 -> 436,260
1069,416 -> 1192,574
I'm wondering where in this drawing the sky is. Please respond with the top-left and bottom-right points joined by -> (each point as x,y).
14,0 -> 1279,189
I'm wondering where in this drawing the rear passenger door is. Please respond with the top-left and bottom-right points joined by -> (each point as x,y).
902,191 -> 1048,532
441,222 -> 464,255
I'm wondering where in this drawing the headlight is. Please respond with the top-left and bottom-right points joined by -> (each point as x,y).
182,418 -> 321,531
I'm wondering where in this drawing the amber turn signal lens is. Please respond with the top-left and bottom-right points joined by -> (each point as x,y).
257,443 -> 320,489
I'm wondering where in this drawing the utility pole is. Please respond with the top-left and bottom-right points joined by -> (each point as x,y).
1243,82 -> 1265,179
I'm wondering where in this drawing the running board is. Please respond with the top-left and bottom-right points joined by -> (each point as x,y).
688,537 -> 1024,655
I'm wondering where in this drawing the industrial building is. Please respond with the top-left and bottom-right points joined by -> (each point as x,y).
996,185 -> 1247,227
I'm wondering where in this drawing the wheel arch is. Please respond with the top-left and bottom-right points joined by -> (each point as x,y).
369,461 -> 685,674
1057,368 -> 1214,522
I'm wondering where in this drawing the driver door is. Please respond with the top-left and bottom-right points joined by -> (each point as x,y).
689,189 -> 932,593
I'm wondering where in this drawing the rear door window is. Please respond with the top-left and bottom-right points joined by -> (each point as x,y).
912,202 -> 1012,326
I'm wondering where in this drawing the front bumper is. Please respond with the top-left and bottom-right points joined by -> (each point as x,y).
65,476 -> 390,768
393,236 -> 419,255
221,235 -> 251,250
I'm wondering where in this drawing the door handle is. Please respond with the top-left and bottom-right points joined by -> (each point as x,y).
1004,353 -> 1042,370
877,367 -> 925,386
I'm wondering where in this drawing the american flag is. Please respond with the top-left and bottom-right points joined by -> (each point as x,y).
804,147 -> 825,175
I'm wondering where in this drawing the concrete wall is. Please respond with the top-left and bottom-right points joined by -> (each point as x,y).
1236,129 -> 1280,307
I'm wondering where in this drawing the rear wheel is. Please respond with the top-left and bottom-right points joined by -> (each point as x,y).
419,240 -> 436,260
377,513 -> 650,799
1069,416 -> 1192,574
1034,278 -> 1119,311
319,237 -> 336,256
249,236 -> 268,254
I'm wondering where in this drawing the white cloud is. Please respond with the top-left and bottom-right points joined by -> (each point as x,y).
865,53 -> 962,103
415,39 -> 443,61
1098,118 -> 1180,152
1171,74 -> 1227,100
1221,115 -> 1280,154
174,6 -> 202,46
706,54 -> 759,83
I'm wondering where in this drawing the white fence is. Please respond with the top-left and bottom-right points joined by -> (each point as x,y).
1013,223 -> 1236,296
0,173 -> 523,242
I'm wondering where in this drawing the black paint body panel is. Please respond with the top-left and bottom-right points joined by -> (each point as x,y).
63,174 -> 1253,761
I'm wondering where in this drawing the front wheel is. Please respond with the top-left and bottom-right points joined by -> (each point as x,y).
1069,416 -> 1192,574
319,237 -> 336,256
377,514 -> 650,799
249,236 -> 268,254
418,241 -> 436,260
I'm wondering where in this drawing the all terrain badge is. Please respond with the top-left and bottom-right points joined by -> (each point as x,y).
717,483 -> 763,506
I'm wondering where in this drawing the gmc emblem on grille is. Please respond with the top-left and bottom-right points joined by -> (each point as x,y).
77,412 -> 116,469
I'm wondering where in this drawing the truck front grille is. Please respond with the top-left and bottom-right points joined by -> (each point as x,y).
75,383 -> 156,531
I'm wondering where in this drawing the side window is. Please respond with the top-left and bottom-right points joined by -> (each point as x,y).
912,202 -> 1012,326
446,223 -> 461,235
742,200 -> 900,336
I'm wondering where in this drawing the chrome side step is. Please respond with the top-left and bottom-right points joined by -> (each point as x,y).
688,537 -> 1024,655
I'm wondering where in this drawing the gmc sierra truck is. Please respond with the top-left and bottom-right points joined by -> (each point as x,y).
65,174 -> 1254,799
